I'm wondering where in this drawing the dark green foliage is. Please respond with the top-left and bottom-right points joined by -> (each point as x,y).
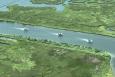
0,35 -> 112,77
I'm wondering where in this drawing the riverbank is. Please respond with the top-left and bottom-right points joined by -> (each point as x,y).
31,0 -> 64,4
0,0 -> 114,77
1,18 -> 115,38
0,5 -> 115,37
0,34 -> 112,77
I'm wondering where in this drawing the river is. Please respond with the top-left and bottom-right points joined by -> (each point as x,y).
0,22 -> 115,74
0,0 -> 115,76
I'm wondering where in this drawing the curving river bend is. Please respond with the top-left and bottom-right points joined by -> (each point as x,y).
0,0 -> 115,76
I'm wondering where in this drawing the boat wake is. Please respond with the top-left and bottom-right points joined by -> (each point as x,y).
80,38 -> 89,42
52,33 -> 59,35
79,38 -> 93,43
15,27 -> 29,31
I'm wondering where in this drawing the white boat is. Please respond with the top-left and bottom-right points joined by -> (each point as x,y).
88,39 -> 93,43
58,33 -> 63,37
23,27 -> 29,32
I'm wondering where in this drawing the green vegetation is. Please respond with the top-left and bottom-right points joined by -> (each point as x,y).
0,34 -> 112,77
31,0 -> 64,4
0,2 -> 115,37
0,1 -> 114,77
0,35 -> 35,77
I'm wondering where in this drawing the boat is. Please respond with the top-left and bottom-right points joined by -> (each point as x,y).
87,39 -> 93,43
58,33 -> 63,37
23,27 -> 29,32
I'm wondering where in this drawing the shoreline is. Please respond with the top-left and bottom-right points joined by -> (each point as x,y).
0,18 -> 115,38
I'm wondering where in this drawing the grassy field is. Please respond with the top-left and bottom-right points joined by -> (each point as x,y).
0,34 -> 112,77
